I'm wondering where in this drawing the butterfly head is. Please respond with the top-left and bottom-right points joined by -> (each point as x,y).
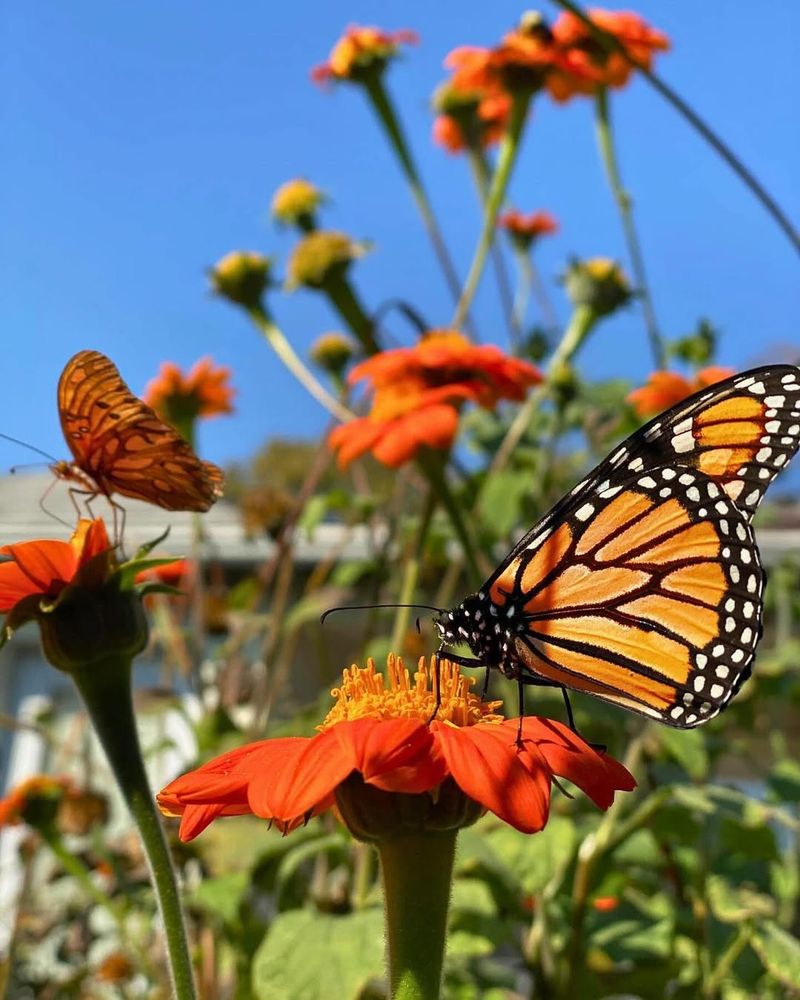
436,592 -> 519,673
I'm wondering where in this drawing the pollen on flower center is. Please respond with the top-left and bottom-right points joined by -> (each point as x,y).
319,654 -> 504,730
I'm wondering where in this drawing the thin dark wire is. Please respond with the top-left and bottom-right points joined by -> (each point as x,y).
0,433 -> 58,463
550,0 -> 800,256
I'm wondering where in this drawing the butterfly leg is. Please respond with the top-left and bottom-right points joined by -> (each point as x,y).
38,477 -> 73,530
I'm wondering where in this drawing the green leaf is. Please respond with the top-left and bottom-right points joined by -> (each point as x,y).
658,728 -> 709,780
768,759 -> 800,803
251,908 -> 384,1000
485,816 -> 576,895
274,832 -> 349,902
476,470 -> 530,539
445,930 -> 495,959
283,593 -> 331,633
450,878 -> 496,918
751,921 -> 800,988
191,872 -> 249,926
298,495 -> 330,538
707,875 -> 776,923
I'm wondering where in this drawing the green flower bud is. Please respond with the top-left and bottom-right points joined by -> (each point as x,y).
285,231 -> 366,291
562,257 -> 632,317
209,251 -> 272,309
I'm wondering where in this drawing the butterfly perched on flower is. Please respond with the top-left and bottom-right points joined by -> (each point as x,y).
52,350 -> 224,513
436,365 -> 800,728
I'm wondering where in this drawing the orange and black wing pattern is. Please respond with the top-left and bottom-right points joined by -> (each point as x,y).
590,365 -> 800,522
58,350 -> 224,512
440,364 -> 799,727
485,468 -> 761,727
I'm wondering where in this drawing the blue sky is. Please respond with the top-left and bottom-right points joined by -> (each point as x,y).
1,1 -> 798,476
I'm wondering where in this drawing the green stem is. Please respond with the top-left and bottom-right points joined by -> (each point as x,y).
40,824 -> 125,922
362,72 -> 465,312
71,659 -> 196,1000
594,88 -> 665,368
247,306 -> 355,421
703,924 -> 753,997
416,450 -> 487,585
325,276 -> 381,355
466,148 -> 516,345
390,489 -> 437,652
378,830 -> 457,1000
564,732 -> 646,994
550,0 -> 800,255
485,303 -> 597,482
453,91 -> 532,329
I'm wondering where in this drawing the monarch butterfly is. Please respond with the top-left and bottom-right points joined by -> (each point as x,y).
52,350 -> 224,514
435,365 -> 800,728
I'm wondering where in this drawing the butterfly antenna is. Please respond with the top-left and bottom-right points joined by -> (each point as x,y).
9,461 -> 51,474
320,602 -> 444,625
0,433 -> 59,464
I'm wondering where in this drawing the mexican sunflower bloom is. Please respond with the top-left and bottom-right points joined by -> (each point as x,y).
498,209 -> 559,247
144,358 -> 235,429
627,366 -> 735,418
311,25 -> 419,85
328,330 -> 542,468
549,8 -> 670,101
0,519 -> 111,621
431,83 -> 511,154
157,656 -> 635,842
0,775 -> 72,828
446,13 -> 587,98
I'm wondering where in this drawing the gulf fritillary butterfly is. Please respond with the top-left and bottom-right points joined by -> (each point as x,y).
52,350 -> 224,513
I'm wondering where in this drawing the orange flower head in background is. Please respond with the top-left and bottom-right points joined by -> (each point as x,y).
158,655 -> 635,842
549,7 -> 670,101
627,366 -> 735,419
312,25 -> 419,85
328,329 -> 542,468
0,775 -> 73,828
144,357 -> 235,432
0,519 -> 111,618
498,209 -> 559,247
431,82 -> 511,154
446,12 -> 587,99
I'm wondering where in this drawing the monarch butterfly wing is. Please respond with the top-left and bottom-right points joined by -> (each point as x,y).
58,350 -> 224,511
598,364 -> 800,522
479,365 -> 797,595
487,466 -> 763,728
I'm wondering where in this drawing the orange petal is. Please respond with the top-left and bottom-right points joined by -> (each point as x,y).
432,722 -> 551,834
334,718 -> 446,793
0,539 -> 78,600
246,729 -> 352,823
519,718 -> 636,809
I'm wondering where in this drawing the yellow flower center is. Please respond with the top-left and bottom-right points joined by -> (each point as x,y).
319,654 -> 504,730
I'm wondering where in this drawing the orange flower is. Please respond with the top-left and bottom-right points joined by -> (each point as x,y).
144,357 -> 235,425
158,656 -> 635,842
328,330 -> 542,468
592,895 -> 620,912
627,366 -> 735,418
135,559 -> 190,589
432,85 -> 511,153
0,775 -> 73,827
0,519 -> 110,616
312,25 -> 418,85
498,209 -> 559,246
549,8 -> 670,101
446,15 -> 588,98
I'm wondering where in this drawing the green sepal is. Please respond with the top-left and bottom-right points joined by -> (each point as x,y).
133,526 -> 171,560
0,593 -> 44,648
136,582 -> 185,599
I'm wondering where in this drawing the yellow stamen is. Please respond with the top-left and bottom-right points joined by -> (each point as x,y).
319,654 -> 504,730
